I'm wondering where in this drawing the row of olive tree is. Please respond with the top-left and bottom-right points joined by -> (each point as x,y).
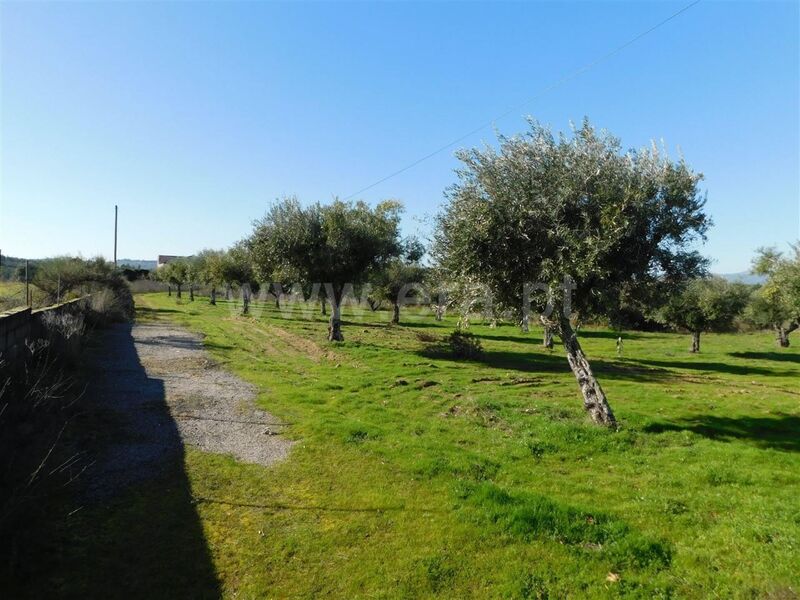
164,118 -> 796,428
153,245 -> 253,303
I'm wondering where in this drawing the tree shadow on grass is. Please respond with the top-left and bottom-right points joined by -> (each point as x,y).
416,346 -> 675,383
729,351 -> 800,364
573,329 -> 663,341
644,414 -> 800,452
626,357 -> 794,377
27,324 -> 222,599
473,330 -> 663,345
397,320 -> 450,329
137,306 -> 182,316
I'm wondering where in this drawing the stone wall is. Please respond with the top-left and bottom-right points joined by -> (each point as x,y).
0,297 -> 90,368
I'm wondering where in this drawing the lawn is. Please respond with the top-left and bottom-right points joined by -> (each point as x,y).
35,293 -> 800,598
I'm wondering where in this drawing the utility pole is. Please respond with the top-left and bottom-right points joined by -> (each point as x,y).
25,259 -> 30,307
114,204 -> 118,267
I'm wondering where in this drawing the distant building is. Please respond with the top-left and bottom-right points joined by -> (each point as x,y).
157,255 -> 188,269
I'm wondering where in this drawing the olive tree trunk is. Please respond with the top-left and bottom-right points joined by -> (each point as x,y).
520,313 -> 529,333
328,300 -> 343,341
242,287 -> 250,315
210,287 -> 216,305
391,302 -> 400,325
559,317 -> 617,427
541,317 -> 554,349
690,331 -> 701,353
176,284 -> 182,299
168,285 -> 172,297
189,285 -> 194,302
776,323 -> 797,347
321,296 -> 327,316
543,327 -> 554,349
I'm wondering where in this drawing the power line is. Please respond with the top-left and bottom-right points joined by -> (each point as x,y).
342,0 -> 702,201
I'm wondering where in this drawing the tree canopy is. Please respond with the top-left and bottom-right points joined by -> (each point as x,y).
660,277 -> 750,352
747,244 -> 800,346
433,119 -> 710,426
370,238 -> 427,325
248,197 -> 403,340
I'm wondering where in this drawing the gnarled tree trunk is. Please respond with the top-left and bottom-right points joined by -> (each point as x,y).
391,302 -> 400,325
168,285 -> 172,297
559,317 -> 617,428
210,287 -> 216,305
176,284 -> 182,299
776,322 -> 797,347
521,313 -> 529,333
321,296 -> 327,316
242,287 -> 250,315
328,300 -> 343,341
541,317 -> 554,349
189,285 -> 194,302
690,331 -> 700,353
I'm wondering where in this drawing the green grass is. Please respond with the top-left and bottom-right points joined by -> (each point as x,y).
0,281 -> 36,310
37,294 -> 800,598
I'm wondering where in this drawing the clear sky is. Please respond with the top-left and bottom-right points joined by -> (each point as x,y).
1,1 -> 797,272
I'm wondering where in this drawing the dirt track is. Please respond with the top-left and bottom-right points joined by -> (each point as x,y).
85,323 -> 292,496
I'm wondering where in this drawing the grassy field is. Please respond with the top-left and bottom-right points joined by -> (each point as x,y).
0,280 -> 52,310
36,293 -> 800,598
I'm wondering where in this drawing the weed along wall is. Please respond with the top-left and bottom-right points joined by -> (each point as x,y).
0,296 -> 92,368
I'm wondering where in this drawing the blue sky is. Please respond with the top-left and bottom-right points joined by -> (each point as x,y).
1,1 -> 797,272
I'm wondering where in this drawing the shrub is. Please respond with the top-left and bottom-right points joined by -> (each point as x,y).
88,287 -> 134,325
447,330 -> 484,359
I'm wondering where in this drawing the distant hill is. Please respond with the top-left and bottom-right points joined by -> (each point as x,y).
119,259 -> 157,270
717,271 -> 766,285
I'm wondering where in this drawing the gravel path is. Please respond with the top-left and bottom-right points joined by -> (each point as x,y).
86,322 -> 292,496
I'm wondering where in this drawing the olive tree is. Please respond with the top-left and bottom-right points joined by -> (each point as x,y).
371,238 -> 427,324
433,119 -> 709,427
661,277 -> 749,352
161,260 -> 189,299
747,245 -> 800,347
195,249 -> 226,305
249,197 -> 402,341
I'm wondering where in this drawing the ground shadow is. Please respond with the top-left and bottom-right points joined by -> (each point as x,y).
473,330 -> 662,345
40,324 -> 221,598
416,345 -> 674,383
398,320 -> 450,329
137,306 -> 182,316
644,414 -> 800,452
572,329 -> 663,341
729,351 -> 800,364
628,357 -> 794,377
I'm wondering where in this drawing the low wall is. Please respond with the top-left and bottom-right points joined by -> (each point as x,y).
0,296 -> 91,367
